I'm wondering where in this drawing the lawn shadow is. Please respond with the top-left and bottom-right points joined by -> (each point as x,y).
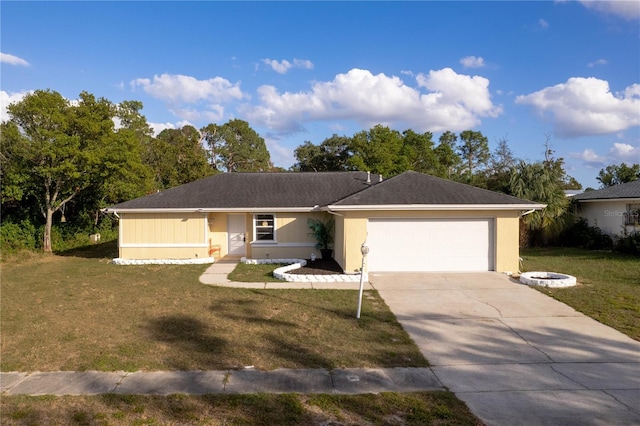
56,239 -> 118,259
145,315 -> 228,370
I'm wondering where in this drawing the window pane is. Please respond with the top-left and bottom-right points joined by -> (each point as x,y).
255,214 -> 275,240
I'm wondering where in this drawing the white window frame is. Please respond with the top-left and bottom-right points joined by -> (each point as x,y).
253,213 -> 276,243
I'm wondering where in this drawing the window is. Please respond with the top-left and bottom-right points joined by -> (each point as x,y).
625,204 -> 640,226
254,214 -> 275,241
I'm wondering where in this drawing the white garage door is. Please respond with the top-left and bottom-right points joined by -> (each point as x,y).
367,218 -> 494,272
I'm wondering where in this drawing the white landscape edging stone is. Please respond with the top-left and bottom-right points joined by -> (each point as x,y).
241,258 -> 367,283
112,257 -> 215,265
519,271 -> 577,288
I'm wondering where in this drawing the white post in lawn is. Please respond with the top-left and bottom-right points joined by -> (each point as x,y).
356,241 -> 369,319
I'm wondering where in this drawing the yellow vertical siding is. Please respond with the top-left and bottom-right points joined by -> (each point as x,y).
119,212 -> 207,259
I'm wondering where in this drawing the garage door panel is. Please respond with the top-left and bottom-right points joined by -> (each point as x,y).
367,218 -> 494,272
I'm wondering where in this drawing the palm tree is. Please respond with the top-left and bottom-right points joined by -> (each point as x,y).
510,161 -> 570,245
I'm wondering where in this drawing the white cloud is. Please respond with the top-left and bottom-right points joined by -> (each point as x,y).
460,56 -> 486,69
131,73 -> 245,104
148,121 -> 176,136
569,148 -> 607,166
243,68 -> 502,134
609,142 -> 640,161
579,0 -> 640,20
0,52 -> 30,67
515,77 -> 640,137
538,18 -> 550,29
587,59 -> 608,68
0,90 -> 31,122
131,73 -> 245,122
262,58 -> 314,74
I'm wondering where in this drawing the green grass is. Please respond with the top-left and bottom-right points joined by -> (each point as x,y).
227,262 -> 285,282
0,392 -> 482,426
1,241 -> 427,371
521,247 -> 640,341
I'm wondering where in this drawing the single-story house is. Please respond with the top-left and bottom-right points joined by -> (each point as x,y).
572,180 -> 640,237
103,171 -> 543,274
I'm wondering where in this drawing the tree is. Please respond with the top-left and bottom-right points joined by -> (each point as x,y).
433,131 -> 462,179
486,136 -> 518,193
509,160 -> 570,245
400,129 -> 438,174
458,130 -> 490,184
597,163 -> 640,187
349,125 -> 406,176
292,135 -> 353,172
293,141 -> 323,172
2,90 -> 140,252
147,126 -> 213,189
201,119 -> 270,172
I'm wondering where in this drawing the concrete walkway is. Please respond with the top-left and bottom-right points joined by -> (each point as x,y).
1,368 -> 442,396
198,260 -> 374,290
371,272 -> 640,426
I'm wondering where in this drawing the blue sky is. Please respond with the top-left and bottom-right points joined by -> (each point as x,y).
2,1 -> 639,188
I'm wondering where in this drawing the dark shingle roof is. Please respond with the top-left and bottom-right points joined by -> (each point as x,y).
331,171 -> 539,206
107,170 -> 541,211
572,180 -> 640,201
107,172 -> 376,210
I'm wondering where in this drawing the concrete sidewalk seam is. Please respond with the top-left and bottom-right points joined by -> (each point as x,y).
497,318 -> 555,363
110,372 -> 129,393
603,390 -> 640,415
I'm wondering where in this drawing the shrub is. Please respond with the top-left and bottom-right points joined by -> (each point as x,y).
558,217 -> 613,250
0,220 -> 37,253
614,231 -> 640,256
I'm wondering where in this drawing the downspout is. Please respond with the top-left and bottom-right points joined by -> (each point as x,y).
101,208 -> 120,219
517,208 -> 540,274
520,209 -> 535,217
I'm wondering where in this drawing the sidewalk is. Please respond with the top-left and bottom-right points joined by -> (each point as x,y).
198,260 -> 375,290
1,368 -> 443,396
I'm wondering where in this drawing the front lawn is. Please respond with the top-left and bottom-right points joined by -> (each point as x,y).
1,241 -> 427,372
520,247 -> 640,341
1,392 -> 481,426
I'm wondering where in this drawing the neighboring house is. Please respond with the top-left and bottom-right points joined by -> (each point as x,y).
572,180 -> 640,237
103,171 -> 543,274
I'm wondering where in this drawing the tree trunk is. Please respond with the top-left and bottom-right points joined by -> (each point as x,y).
43,208 -> 54,253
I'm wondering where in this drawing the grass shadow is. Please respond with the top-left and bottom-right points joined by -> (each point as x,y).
145,315 -> 228,370
56,239 -> 118,259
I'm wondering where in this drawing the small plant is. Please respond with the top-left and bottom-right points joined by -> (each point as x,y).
614,230 -> 640,256
307,218 -> 335,259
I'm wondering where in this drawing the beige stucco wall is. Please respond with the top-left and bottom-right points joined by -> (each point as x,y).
118,209 -> 522,272
250,212 -> 331,259
578,200 -> 640,237
119,212 -> 208,259
335,210 -> 522,274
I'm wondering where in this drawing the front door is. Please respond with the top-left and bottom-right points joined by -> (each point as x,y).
228,214 -> 246,256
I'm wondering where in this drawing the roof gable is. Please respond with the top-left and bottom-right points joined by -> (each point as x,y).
331,171 -> 539,206
572,180 -> 640,201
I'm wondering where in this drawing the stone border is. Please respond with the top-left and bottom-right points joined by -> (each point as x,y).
112,257 -> 215,265
242,258 -> 367,283
520,271 -> 577,288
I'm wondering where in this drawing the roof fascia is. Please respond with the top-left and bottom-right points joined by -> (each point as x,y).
327,203 -> 545,212
575,197 -> 640,203
102,207 -> 320,214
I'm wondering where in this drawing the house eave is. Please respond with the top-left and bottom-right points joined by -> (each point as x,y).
574,197 -> 640,203
326,203 -> 545,212
102,207 -> 320,214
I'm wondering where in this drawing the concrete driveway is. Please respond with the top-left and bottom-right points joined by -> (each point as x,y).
370,272 -> 640,426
